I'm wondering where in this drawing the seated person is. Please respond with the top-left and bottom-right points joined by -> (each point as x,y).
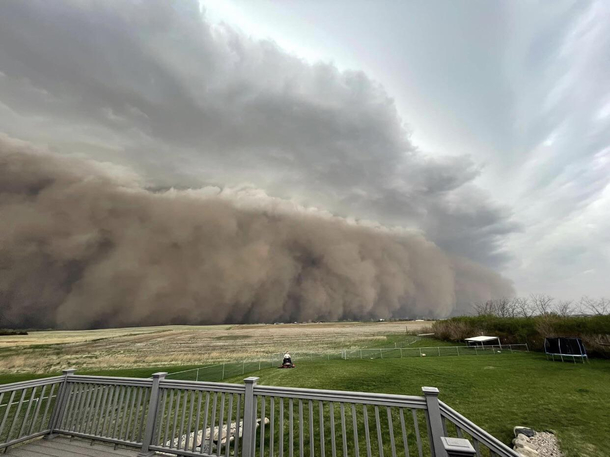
283,352 -> 292,365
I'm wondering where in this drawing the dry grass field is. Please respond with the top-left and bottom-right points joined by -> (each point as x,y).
0,321 -> 431,374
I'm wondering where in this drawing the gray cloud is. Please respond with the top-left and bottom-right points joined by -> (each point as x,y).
0,0 -> 517,270
0,136 -> 513,328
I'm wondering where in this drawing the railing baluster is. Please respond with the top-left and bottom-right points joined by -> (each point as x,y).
137,387 -> 151,443
374,406 -> 384,457
199,392 -> 209,455
82,384 -> 96,434
101,385 -> 115,436
193,390 -> 202,453
289,398 -> 294,457
260,396 -> 266,457
153,389 -> 166,446
112,385 -> 126,438
131,387 -> 144,443
269,397 -> 275,457
208,392 -> 217,454
7,389 -> 27,442
309,400 -> 315,457
279,398 -> 284,457
127,386 -> 141,442
456,425 -> 463,438
77,384 -> 92,434
41,383 -> 57,432
74,383 -> 89,432
94,385 -> 109,437
319,401 -> 325,457
218,393 -> 225,457
329,403 -> 336,457
19,387 -> 37,438
108,385 -> 121,437
472,439 -> 481,457
411,410 -> 423,457
351,404 -> 359,457
171,390 -> 182,449
0,391 -> 17,440
253,395 -> 259,455
119,386 -> 132,441
186,390 -> 195,452
29,385 -> 46,436
362,405 -> 371,457
399,409 -> 410,457
62,383 -> 79,431
299,400 -> 304,457
225,393 -> 233,457
81,384 -> 98,436
164,390 -> 175,448
179,389 -> 188,450
387,407 -> 397,457
233,393 -> 241,457
340,403 -> 347,457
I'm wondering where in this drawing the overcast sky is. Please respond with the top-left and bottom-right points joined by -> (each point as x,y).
1,0 -> 608,300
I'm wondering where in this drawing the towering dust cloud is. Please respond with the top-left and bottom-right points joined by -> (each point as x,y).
0,136 -> 513,329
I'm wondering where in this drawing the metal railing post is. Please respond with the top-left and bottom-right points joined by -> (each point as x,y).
242,377 -> 259,457
423,387 -> 446,457
138,372 -> 166,456
45,368 -> 76,439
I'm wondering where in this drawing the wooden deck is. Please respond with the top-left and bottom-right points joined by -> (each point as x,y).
8,436 -> 144,456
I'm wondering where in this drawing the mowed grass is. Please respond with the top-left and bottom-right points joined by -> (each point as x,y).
227,352 -> 610,457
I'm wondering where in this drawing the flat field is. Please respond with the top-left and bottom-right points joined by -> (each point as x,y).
0,321 -> 430,373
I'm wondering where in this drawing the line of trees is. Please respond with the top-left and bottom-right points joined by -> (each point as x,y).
471,295 -> 610,318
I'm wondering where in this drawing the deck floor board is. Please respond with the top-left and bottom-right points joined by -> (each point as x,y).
8,436 -> 144,456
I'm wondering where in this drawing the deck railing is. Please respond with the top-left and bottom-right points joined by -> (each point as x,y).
0,370 -> 519,457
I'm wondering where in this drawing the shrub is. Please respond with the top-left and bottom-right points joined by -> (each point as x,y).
432,315 -> 610,358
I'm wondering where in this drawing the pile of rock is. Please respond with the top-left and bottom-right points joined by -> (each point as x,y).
513,427 -> 563,457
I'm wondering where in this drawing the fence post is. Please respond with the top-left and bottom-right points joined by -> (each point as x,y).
46,368 -> 76,439
138,372 -> 166,456
242,377 -> 259,457
196,368 -> 199,382
422,387 -> 446,457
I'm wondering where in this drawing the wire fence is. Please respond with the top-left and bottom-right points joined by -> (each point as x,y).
165,343 -> 529,382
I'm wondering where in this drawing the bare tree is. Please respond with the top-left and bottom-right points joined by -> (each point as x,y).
513,297 -> 534,317
530,294 -> 554,315
554,300 -> 574,317
473,300 -> 495,316
580,296 -> 610,315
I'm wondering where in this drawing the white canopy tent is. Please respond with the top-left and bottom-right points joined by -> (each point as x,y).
464,335 -> 501,349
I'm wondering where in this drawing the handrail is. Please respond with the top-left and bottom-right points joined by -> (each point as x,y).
0,376 -> 64,394
159,379 -> 246,394
439,401 -> 520,457
254,384 -> 428,409
68,375 -> 153,387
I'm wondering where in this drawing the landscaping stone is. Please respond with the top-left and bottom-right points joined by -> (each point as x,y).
513,427 -> 563,457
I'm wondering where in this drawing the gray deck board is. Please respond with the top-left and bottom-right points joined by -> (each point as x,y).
8,436 -> 144,456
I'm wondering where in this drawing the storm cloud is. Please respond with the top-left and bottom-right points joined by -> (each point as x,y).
0,136 -> 513,328
0,0 -> 517,269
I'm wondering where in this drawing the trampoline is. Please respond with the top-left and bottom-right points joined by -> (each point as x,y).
544,337 -> 588,363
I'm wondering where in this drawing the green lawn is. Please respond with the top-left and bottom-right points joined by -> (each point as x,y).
226,352 -> 610,457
